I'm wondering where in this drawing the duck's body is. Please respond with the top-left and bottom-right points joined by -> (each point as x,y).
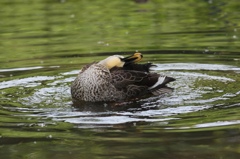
71,53 -> 175,102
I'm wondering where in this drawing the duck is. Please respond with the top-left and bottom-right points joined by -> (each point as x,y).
71,52 -> 175,102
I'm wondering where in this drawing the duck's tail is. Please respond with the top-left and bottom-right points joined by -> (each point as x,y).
148,75 -> 176,95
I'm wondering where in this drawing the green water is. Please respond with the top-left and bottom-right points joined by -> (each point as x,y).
1,0 -> 240,159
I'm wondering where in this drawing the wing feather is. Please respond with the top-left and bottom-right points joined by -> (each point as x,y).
110,63 -> 176,98
111,70 -> 148,89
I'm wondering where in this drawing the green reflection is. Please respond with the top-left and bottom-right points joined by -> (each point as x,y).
1,0 -> 240,159
1,0 -> 240,68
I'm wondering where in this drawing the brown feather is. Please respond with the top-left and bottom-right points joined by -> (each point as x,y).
111,63 -> 175,97
81,62 -> 96,73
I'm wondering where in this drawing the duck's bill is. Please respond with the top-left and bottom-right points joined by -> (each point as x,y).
122,52 -> 143,63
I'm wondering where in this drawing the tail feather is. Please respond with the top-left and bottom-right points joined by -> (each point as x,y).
161,76 -> 176,85
148,76 -> 175,90
148,75 -> 175,96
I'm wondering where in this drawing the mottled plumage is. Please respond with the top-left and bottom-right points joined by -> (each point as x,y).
71,53 -> 175,102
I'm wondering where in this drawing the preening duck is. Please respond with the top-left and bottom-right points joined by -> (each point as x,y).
71,53 -> 175,102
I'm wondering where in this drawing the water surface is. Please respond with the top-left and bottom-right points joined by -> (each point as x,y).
0,0 -> 240,159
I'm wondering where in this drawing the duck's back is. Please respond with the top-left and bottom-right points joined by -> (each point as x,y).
71,63 -> 123,102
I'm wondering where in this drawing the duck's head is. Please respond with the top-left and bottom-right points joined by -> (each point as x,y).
98,52 -> 143,69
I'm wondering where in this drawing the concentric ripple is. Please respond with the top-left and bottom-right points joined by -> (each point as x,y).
1,63 -> 239,129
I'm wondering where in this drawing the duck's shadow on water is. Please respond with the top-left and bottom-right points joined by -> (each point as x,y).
72,100 -> 143,112
64,94 -> 183,127
71,97 -> 162,113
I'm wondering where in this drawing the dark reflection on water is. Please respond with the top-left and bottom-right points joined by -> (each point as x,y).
1,52 -> 240,158
0,51 -> 240,158
72,100 -> 143,112
1,0 -> 240,158
1,0 -> 240,64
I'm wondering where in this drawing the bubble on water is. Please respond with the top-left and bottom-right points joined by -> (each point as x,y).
70,14 -> 75,18
48,135 -> 53,138
97,41 -> 104,44
204,49 -> 209,53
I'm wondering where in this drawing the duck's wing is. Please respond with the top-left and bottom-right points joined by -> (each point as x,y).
111,69 -> 175,98
111,69 -> 149,98
111,69 -> 149,89
109,63 -> 156,88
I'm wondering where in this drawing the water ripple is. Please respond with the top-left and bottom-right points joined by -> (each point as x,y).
154,63 -> 240,72
1,63 -> 239,128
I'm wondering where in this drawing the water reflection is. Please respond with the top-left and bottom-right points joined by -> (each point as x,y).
1,0 -> 240,158
1,0 -> 240,64
1,62 -> 239,129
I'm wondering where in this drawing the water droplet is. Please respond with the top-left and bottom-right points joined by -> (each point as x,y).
97,41 -> 104,44
70,14 -> 75,18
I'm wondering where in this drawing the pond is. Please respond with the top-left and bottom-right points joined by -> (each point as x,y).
0,0 -> 240,159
